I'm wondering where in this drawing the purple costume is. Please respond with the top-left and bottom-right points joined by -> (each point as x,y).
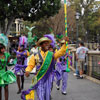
21,53 -> 55,100
56,55 -> 68,93
36,53 -> 55,100
14,50 -> 27,76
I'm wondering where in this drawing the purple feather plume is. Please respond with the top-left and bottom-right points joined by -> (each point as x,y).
44,34 -> 56,48
19,36 -> 27,48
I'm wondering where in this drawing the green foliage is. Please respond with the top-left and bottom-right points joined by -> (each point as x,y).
0,0 -> 61,34
23,19 -> 50,38
70,0 -> 100,41
85,9 -> 100,36
0,0 -> 61,21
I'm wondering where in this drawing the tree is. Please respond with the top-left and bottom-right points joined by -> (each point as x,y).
85,9 -> 100,42
0,0 -> 61,35
47,4 -> 76,40
69,0 -> 100,41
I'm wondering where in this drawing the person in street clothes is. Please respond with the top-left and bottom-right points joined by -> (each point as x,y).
76,41 -> 88,79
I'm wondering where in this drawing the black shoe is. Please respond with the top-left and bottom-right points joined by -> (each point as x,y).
17,90 -> 21,94
56,85 -> 60,90
21,85 -> 24,90
62,92 -> 67,95
76,75 -> 80,77
77,76 -> 83,79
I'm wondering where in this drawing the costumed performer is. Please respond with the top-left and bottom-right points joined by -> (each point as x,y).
56,40 -> 68,95
0,33 -> 16,100
21,36 -> 69,100
13,36 -> 29,94
44,34 -> 61,92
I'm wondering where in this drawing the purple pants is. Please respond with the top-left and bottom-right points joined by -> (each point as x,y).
36,76 -> 52,100
56,71 -> 68,93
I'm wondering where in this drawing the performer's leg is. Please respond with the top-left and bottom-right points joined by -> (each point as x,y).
0,87 -> 2,100
36,80 -> 44,100
56,79 -> 60,90
17,75 -> 21,94
61,71 -> 68,95
45,78 -> 51,100
4,85 -> 8,100
56,75 -> 61,90
21,75 -> 24,89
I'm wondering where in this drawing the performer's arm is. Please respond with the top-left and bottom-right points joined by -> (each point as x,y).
27,50 -> 30,57
54,44 -> 66,60
25,55 -> 35,77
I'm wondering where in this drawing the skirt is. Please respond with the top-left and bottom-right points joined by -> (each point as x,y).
0,69 -> 16,87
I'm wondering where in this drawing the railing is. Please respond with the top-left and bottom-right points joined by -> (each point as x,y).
88,51 -> 100,80
70,47 -> 100,80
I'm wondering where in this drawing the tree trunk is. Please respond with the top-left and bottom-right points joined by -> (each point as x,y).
5,17 -> 15,35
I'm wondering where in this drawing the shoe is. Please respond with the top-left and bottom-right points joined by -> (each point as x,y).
76,75 -> 80,78
62,91 -> 67,95
56,85 -> 60,90
17,90 -> 21,94
21,85 -> 24,90
73,73 -> 77,76
77,76 -> 83,79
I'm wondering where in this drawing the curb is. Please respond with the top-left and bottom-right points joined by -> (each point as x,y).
70,66 -> 100,85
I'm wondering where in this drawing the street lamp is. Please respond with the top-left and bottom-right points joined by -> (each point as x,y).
75,12 -> 80,47
85,31 -> 89,48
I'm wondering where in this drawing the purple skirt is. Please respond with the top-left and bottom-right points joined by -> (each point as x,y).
13,64 -> 27,76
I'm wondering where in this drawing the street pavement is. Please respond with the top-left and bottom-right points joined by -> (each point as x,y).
2,71 -> 100,100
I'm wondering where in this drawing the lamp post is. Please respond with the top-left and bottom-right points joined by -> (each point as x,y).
75,12 -> 80,47
97,34 -> 100,46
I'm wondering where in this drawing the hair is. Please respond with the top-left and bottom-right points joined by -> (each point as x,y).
0,43 -> 5,53
19,45 -> 25,51
20,45 -> 24,48
79,41 -> 84,46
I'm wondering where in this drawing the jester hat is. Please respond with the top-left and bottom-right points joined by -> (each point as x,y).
0,33 -> 8,47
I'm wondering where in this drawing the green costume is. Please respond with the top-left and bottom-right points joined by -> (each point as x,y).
0,52 -> 16,87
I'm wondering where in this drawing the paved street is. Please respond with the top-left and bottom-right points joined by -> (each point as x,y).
2,71 -> 100,100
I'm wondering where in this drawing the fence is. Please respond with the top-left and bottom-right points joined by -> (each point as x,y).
70,48 -> 100,80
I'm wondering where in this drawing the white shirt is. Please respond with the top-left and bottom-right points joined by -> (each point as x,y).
76,46 -> 88,59
30,47 -> 38,55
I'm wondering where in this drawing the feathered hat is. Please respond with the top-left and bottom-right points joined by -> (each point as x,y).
0,33 -> 8,47
44,34 -> 56,48
19,36 -> 27,48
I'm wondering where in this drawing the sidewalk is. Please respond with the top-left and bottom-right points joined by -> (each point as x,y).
51,71 -> 100,100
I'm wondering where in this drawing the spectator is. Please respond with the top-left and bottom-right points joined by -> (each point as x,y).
76,42 -> 88,79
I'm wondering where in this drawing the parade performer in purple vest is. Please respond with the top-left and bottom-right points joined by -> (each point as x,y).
56,40 -> 68,95
21,36 -> 69,100
13,36 -> 29,94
